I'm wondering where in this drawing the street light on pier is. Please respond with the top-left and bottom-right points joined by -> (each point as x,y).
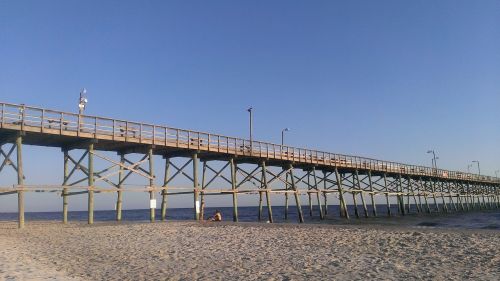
78,88 -> 88,115
467,164 -> 473,173
472,160 -> 481,175
427,150 -> 438,169
281,128 -> 290,146
247,107 -> 253,152
495,170 -> 499,178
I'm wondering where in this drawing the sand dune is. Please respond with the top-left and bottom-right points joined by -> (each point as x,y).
0,221 -> 498,280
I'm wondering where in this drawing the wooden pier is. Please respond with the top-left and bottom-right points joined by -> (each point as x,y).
0,102 -> 498,228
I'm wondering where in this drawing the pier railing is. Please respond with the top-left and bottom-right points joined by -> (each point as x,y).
1,102 -> 498,184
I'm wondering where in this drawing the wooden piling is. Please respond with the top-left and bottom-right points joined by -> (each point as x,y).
284,170 -> 289,220
16,134 -> 24,228
322,170 -> 328,216
193,153 -> 200,221
355,170 -> 368,218
352,190 -> 359,218
397,175 -> 405,216
368,170 -> 377,217
430,179 -> 440,213
148,147 -> 155,222
420,178 -> 431,213
439,181 -> 449,213
200,161 -> 206,221
307,171 -> 313,217
289,164 -> 304,223
334,167 -> 349,219
230,158 -> 238,222
161,158 -> 170,221
261,161 -> 273,223
116,154 -> 124,221
383,173 -> 391,216
312,167 -> 324,220
62,150 -> 69,224
88,143 -> 94,224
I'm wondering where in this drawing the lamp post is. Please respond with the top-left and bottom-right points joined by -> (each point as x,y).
247,107 -> 253,152
495,170 -> 499,177
281,128 -> 290,146
472,160 -> 480,175
78,89 -> 88,132
427,150 -> 437,169
79,88 -> 88,115
467,164 -> 473,173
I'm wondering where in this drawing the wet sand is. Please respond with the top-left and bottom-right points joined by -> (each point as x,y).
0,220 -> 498,280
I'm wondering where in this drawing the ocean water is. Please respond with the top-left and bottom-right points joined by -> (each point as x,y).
0,205 -> 498,230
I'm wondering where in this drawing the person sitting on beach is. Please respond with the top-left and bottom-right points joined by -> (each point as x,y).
209,210 -> 222,222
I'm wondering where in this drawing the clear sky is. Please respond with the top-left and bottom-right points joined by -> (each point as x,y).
0,1 -> 499,212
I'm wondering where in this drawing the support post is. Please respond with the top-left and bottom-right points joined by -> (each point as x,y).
416,178 -> 423,212
420,178 -> 431,213
334,167 -> 349,219
258,191 -> 263,221
307,171 -> 313,217
62,150 -> 69,224
161,158 -> 170,221
322,170 -> 328,216
16,134 -> 24,228
116,153 -> 124,221
193,153 -> 200,221
351,173 -> 360,218
383,173 -> 391,216
148,147 -> 155,222
398,174 -> 405,216
230,158 -> 238,222
408,177 -> 420,213
258,165 -> 263,221
368,170 -> 377,217
261,161 -> 273,223
284,170 -> 289,220
356,170 -> 368,218
430,179 -> 439,213
88,143 -> 94,224
289,164 -> 304,223
312,167 -> 324,220
200,161 -> 206,221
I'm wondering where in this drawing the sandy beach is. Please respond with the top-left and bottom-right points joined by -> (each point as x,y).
0,220 -> 498,280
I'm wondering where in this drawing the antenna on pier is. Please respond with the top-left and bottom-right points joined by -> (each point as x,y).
78,88 -> 88,114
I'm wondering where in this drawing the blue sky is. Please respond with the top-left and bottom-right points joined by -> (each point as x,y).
1,1 -> 499,211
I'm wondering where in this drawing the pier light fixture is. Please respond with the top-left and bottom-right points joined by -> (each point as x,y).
78,88 -> 88,114
247,107 -> 253,151
472,160 -> 480,175
467,164 -> 473,173
426,150 -> 438,169
281,128 -> 290,146
495,170 -> 499,177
